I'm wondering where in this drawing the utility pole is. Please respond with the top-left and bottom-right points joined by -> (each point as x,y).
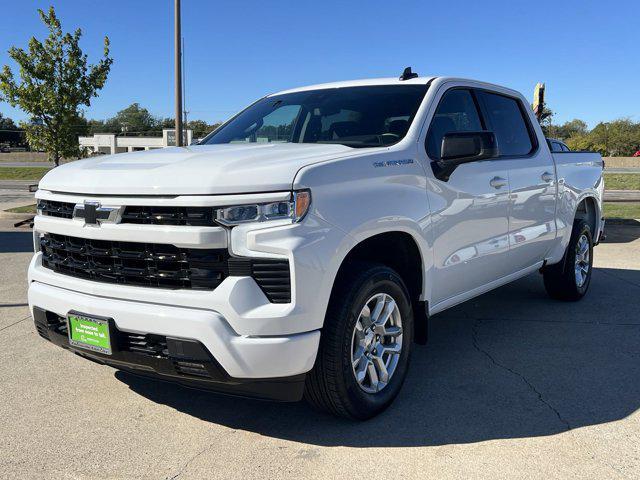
174,0 -> 183,146
182,36 -> 188,130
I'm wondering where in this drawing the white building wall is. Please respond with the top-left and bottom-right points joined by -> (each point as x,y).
79,130 -> 193,155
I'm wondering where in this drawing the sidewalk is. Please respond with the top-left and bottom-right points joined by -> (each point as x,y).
0,162 -> 54,168
0,180 -> 36,214
604,190 -> 640,202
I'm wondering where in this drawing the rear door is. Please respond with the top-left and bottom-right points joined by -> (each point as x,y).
475,90 -> 557,271
424,87 -> 512,306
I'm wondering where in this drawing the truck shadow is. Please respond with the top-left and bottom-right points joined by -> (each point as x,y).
0,231 -> 33,253
116,265 -> 640,447
601,220 -> 640,243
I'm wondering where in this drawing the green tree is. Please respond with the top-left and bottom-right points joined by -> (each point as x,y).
0,112 -> 17,130
559,119 -> 588,139
535,107 -> 554,136
564,119 -> 640,156
105,103 -> 159,134
187,119 -> 220,138
87,118 -> 108,134
547,119 -> 589,140
0,6 -> 112,165
160,117 -> 176,130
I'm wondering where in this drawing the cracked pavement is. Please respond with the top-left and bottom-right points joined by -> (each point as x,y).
0,219 -> 639,479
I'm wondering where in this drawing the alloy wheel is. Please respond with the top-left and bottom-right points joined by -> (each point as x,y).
574,234 -> 590,287
350,293 -> 403,393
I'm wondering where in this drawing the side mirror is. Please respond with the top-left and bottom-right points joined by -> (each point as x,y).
434,131 -> 498,181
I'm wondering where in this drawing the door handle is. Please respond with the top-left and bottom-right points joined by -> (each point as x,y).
489,176 -> 507,189
541,171 -> 554,183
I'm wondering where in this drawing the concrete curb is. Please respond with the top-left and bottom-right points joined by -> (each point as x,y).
605,218 -> 640,225
603,190 -> 640,202
0,211 -> 34,220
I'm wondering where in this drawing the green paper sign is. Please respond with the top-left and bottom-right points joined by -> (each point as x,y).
68,314 -> 112,355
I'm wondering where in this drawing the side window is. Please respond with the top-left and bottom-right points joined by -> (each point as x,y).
561,143 -> 570,152
426,89 -> 483,160
551,141 -> 562,152
476,91 -> 534,156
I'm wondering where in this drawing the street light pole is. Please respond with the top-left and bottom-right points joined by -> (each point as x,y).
182,36 -> 188,129
174,0 -> 183,146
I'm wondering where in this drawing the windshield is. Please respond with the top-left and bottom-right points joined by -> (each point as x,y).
202,85 -> 429,148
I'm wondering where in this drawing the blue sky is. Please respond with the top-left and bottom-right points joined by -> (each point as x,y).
1,0 -> 638,127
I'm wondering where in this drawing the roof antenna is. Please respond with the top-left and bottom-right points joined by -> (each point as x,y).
399,67 -> 418,81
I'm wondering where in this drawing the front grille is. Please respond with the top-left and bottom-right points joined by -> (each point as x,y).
39,233 -> 292,302
173,360 -> 211,378
121,206 -> 216,226
121,332 -> 168,357
228,257 -> 291,303
34,309 -> 225,380
34,310 -> 67,340
37,201 -> 217,226
40,233 -> 228,290
248,259 -> 291,303
37,200 -> 75,219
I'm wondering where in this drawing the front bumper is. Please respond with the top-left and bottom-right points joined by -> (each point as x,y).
28,280 -> 320,401
28,190 -> 352,400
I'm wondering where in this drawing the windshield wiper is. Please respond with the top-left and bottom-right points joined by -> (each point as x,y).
316,140 -> 383,148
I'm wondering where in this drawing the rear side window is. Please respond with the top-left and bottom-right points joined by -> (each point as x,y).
477,91 -> 534,157
426,89 -> 483,160
549,141 -> 562,152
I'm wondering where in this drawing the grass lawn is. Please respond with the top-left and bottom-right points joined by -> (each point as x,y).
5,204 -> 36,214
604,173 -> 640,190
603,202 -> 640,219
0,167 -> 50,181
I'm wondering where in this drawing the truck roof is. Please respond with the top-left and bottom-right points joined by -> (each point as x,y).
270,76 -> 523,99
271,76 -> 437,96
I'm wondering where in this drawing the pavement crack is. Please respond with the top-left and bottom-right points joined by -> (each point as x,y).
461,316 -> 640,327
512,318 -> 639,327
0,315 -> 30,333
471,319 -> 572,431
166,444 -> 214,480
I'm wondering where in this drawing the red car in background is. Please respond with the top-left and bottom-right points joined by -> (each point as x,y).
633,150 -> 640,157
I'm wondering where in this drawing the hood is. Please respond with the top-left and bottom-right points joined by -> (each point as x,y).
39,143 -> 355,195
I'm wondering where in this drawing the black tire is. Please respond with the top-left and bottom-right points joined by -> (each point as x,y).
304,263 -> 414,420
543,219 -> 593,301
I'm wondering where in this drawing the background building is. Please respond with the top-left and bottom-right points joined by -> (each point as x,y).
79,129 -> 193,155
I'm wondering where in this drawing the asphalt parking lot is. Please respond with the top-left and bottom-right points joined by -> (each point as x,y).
0,219 -> 638,480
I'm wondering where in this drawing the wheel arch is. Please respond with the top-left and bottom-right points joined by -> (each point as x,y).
574,195 -> 599,236
328,230 -> 429,344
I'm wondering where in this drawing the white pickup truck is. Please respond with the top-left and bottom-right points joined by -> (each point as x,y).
28,70 -> 605,419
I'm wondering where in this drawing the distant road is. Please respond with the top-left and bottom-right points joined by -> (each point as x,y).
604,190 -> 640,202
0,180 -> 36,190
0,181 -> 36,211
0,162 -> 54,168
605,167 -> 640,174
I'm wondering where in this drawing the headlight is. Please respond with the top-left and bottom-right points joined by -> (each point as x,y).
216,190 -> 311,226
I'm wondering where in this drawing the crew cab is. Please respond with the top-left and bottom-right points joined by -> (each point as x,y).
28,70 -> 605,419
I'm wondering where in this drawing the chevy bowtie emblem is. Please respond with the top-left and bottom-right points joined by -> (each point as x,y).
73,202 -> 120,225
